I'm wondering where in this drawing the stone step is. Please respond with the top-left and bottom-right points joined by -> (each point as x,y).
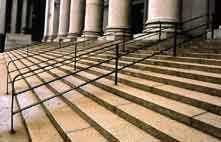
14,80 -> 64,142
108,52 -> 221,66
9,51 -> 108,142
0,93 -> 29,142
178,52 -> 221,59
72,62 -> 221,139
102,53 -> 221,84
78,50 -> 221,73
77,60 -> 221,113
79,56 -> 221,97
53,64 -> 221,141
10,50 -> 163,142
36,68 -> 161,142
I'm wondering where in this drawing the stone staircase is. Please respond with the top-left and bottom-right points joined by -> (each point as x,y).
2,39 -> 221,142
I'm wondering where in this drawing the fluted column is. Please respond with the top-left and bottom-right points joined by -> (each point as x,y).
11,0 -> 18,33
43,0 -> 50,41
21,0 -> 28,33
67,0 -> 85,40
106,0 -> 131,39
57,0 -> 71,40
0,0 -> 7,52
83,0 -> 103,39
47,0 -> 60,41
145,0 -> 181,33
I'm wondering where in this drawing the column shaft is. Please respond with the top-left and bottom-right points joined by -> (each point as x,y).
10,0 -> 18,33
147,0 -> 180,23
106,0 -> 131,39
144,0 -> 181,39
21,0 -> 28,33
43,0 -> 50,41
57,0 -> 71,39
47,0 -> 60,41
0,0 -> 7,52
83,0 -> 103,38
68,0 -> 85,40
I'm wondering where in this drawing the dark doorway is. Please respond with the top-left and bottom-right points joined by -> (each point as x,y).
213,0 -> 221,29
32,0 -> 46,41
131,3 -> 144,34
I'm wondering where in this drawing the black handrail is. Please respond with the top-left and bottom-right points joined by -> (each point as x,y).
9,14 -> 212,133
8,26 -> 167,86
6,36 -> 100,94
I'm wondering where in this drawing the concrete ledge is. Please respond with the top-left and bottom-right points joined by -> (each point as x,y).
5,33 -> 31,50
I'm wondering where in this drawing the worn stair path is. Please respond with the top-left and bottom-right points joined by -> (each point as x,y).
8,50 -> 109,142
12,47 -> 221,141
10,48 -> 162,142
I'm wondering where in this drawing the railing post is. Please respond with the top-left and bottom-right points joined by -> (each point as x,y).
159,22 -> 162,41
173,23 -> 177,57
10,85 -> 15,134
211,14 -> 214,40
74,42 -> 77,71
26,46 -> 29,56
6,69 -> 9,94
59,39 -> 61,48
122,33 -> 126,52
115,44 -> 119,85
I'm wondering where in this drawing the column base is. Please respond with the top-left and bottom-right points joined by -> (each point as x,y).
143,22 -> 177,41
47,35 -> 57,42
65,33 -> 81,42
42,36 -> 48,42
0,34 -> 6,53
104,27 -> 132,41
81,31 -> 101,39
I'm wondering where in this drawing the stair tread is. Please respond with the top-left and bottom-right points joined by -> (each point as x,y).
34,85 -> 107,142
64,71 -> 220,142
12,58 -> 107,142
82,58 -> 221,93
91,55 -> 221,79
75,67 -> 221,129
16,82 -> 63,142
131,53 -> 221,62
142,58 -> 221,69
77,62 -> 221,108
63,87 -> 160,142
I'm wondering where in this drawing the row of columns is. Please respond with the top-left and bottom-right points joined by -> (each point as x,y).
10,0 -> 31,34
43,0 -> 181,41
0,0 -> 7,52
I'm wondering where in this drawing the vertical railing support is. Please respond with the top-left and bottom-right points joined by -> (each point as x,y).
74,42 -> 77,71
159,22 -> 162,41
6,69 -> 9,94
115,44 -> 119,85
122,33 -> 126,52
59,39 -> 61,48
173,23 -> 177,57
10,84 -> 15,134
211,14 -> 214,40
26,46 -> 29,56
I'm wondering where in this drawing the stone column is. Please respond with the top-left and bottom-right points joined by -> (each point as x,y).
47,0 -> 60,41
145,0 -> 181,34
0,0 -> 7,52
106,0 -> 132,39
21,0 -> 28,33
57,0 -> 71,40
83,0 -> 103,39
67,0 -> 85,40
10,0 -> 18,33
43,0 -> 50,41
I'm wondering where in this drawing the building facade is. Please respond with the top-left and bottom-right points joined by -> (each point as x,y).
0,0 -> 221,52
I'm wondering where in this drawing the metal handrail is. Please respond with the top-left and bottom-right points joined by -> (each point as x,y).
9,14 -> 212,133
9,25 -> 168,87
